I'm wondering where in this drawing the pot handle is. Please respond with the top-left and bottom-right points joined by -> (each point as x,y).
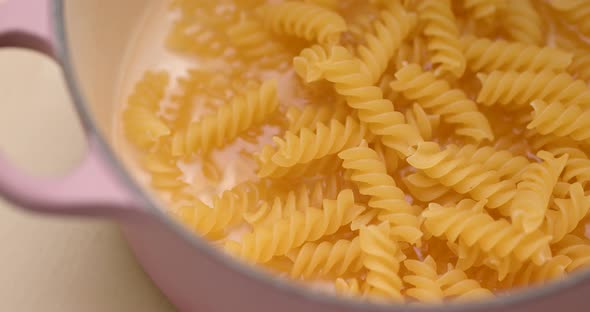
0,0 -> 143,217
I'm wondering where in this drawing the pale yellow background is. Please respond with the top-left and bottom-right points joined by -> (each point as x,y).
0,49 -> 176,311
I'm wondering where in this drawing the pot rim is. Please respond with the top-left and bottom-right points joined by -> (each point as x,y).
51,0 -> 590,310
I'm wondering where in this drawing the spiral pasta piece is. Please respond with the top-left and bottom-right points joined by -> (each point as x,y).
392,36 -> 429,71
243,194 -> 296,229
437,267 -> 494,301
541,144 -> 590,184
293,44 -> 331,83
141,145 -> 186,197
123,71 -> 170,149
335,278 -> 363,296
257,116 -> 363,176
260,2 -> 347,45
505,151 -> 568,233
502,255 -> 571,288
526,130 -> 580,151
286,103 -> 348,134
404,142 -> 528,204
499,0 -> 542,45
419,0 -> 466,78
528,101 -> 590,145
287,237 -> 362,279
244,178 -> 343,228
403,172 -> 453,202
461,0 -> 506,20
225,190 -> 365,263
357,1 -> 416,84
403,256 -> 443,303
176,182 -> 261,237
372,140 -> 400,175
392,64 -> 493,142
339,143 -> 422,244
360,222 -> 404,301
404,103 -> 440,141
569,49 -> 590,82
407,142 -> 516,209
454,145 -> 529,179
298,45 -> 423,156
462,36 -> 572,73
227,19 -> 286,61
553,235 -> 590,272
450,242 -> 521,281
476,71 -> 590,111
257,146 -> 343,178
548,0 -> 590,37
422,199 -> 553,265
180,79 -> 278,155
542,183 -> 590,243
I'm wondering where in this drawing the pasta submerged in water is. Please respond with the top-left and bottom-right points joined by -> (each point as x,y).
120,0 -> 590,303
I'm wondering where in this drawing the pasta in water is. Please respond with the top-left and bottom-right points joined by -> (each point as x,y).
119,0 -> 590,304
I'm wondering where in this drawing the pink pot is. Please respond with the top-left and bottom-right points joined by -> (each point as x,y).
1,1 -> 589,311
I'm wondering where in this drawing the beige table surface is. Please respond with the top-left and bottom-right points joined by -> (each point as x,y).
0,49 -> 176,311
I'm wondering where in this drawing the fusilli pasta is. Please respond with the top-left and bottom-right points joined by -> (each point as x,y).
179,79 -> 279,155
259,116 -> 364,169
542,183 -> 590,243
504,151 -> 568,233
339,143 -> 422,244
225,189 -> 365,263
553,235 -> 590,273
528,100 -> 590,145
407,142 -> 516,209
476,71 -> 590,111
287,237 -> 362,279
356,0 -> 416,84
123,71 -> 171,149
548,0 -> 590,37
360,222 -> 404,301
422,199 -> 553,265
419,0 -> 466,78
299,44 -> 423,156
462,36 -> 572,73
392,64 -> 493,142
260,2 -> 347,45
500,0 -> 543,45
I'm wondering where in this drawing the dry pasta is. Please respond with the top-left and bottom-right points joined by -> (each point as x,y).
503,151 -> 568,233
260,2 -> 347,45
122,71 -> 170,150
360,222 -> 405,301
119,0 -> 590,304
419,0 -> 466,78
339,142 -> 422,245
548,0 -> 590,37
476,70 -> 590,111
391,64 -> 493,142
462,36 -> 573,73
356,0 -> 416,84
287,237 -> 362,279
528,100 -> 590,144
461,0 -> 506,21
499,0 -> 543,45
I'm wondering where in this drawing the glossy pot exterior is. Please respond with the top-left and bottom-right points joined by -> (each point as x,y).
0,1 -> 590,311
